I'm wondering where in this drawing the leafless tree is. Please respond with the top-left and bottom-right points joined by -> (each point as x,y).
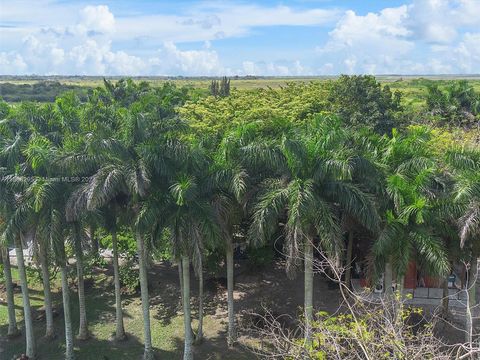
244,247 -> 480,360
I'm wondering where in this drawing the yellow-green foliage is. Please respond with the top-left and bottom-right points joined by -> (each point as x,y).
179,82 -> 330,134
301,306 -> 432,360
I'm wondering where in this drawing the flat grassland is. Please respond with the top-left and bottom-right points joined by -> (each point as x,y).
2,75 -> 480,90
1,75 -> 479,109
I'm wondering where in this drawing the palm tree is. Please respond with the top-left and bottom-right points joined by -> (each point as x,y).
167,175 -> 218,360
105,206 -> 127,341
0,124 -> 37,358
55,216 -> 75,360
66,144 -> 155,358
137,155 -> 219,359
21,172 -> 76,359
248,116 -> 379,343
214,141 -> 249,346
65,80 -> 189,359
211,189 -> 242,347
373,127 -> 450,294
14,98 -> 83,358
446,146 -> 480,343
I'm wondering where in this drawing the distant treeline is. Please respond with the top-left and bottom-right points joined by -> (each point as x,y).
0,81 -> 89,102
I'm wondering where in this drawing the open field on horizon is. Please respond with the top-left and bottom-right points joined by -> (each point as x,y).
2,75 -> 480,89
2,75 -> 480,109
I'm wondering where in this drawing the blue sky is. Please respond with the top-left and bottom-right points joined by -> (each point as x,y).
0,0 -> 479,75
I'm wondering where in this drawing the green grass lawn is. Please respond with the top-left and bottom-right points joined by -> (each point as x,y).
0,265 -> 253,360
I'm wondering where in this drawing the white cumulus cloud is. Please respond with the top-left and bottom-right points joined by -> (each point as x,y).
316,0 -> 480,74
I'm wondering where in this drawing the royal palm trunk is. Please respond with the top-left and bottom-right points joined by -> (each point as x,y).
39,243 -> 55,338
178,260 -> 184,303
136,231 -> 154,360
1,247 -> 19,337
112,229 -> 126,340
61,265 -> 75,360
226,239 -> 236,347
74,235 -> 89,340
196,255 -> 204,343
465,256 -> 477,344
304,238 -> 314,344
182,256 -> 193,360
15,236 -> 36,358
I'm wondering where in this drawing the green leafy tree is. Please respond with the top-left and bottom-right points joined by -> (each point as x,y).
329,75 -> 402,134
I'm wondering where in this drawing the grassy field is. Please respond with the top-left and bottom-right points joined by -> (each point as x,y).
1,75 -> 479,109
0,256 -> 347,360
1,75 -> 480,89
0,262 -> 254,360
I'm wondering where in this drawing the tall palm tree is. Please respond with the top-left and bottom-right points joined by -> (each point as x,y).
373,127 -> 450,294
14,98 -> 83,358
104,206 -> 127,341
65,80 -> 189,359
20,171 -> 76,359
55,215 -> 76,360
213,133 -> 250,347
248,116 -> 379,343
168,176 -> 218,360
211,189 -> 243,347
446,146 -> 480,342
137,157 -> 219,359
0,113 -> 37,358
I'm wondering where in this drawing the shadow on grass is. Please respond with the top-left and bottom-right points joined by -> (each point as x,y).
1,328 -> 183,360
193,331 -> 254,360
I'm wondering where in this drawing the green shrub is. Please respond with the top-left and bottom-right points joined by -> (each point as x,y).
83,254 -> 109,278
151,228 -> 172,262
100,230 -> 137,259
25,264 -> 43,286
119,261 -> 139,294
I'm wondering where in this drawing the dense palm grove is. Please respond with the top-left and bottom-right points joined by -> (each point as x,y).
1,76 -> 479,360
